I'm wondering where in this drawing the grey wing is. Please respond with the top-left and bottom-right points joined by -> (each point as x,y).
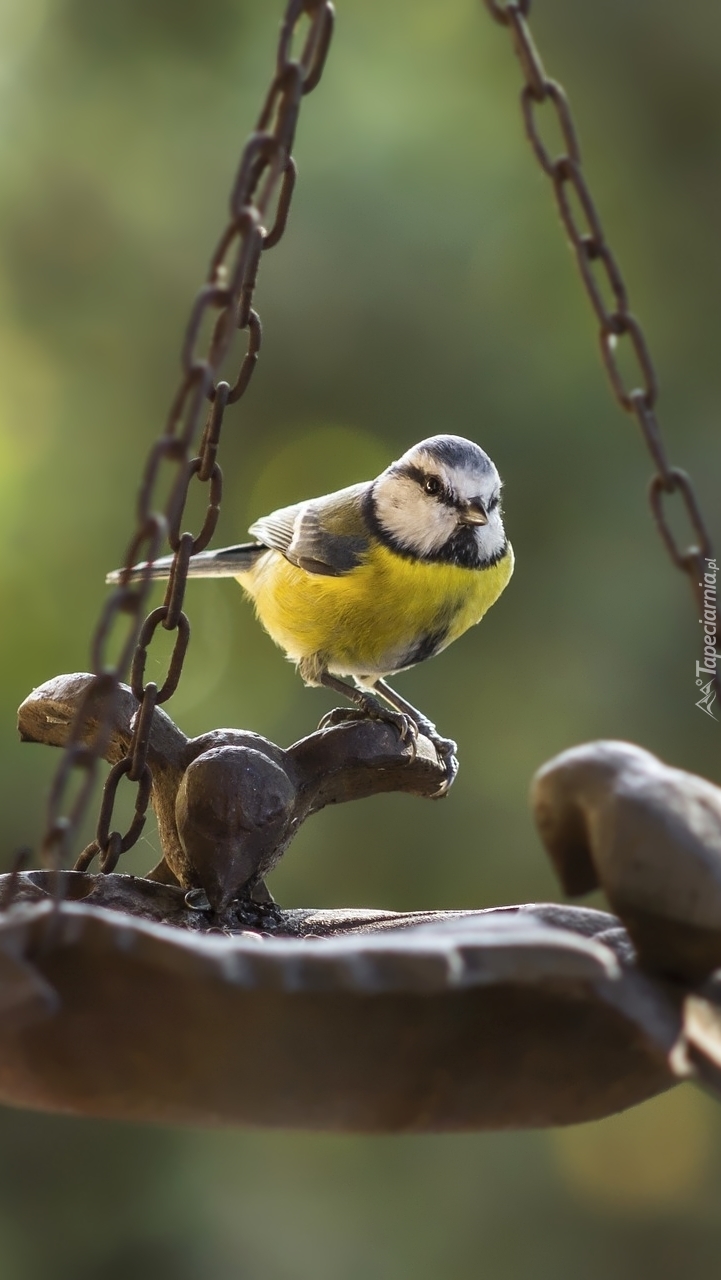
247,502 -> 302,555
249,482 -> 371,578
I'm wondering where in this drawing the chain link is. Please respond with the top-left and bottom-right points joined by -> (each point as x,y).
483,0 -> 720,711
39,0 -> 335,877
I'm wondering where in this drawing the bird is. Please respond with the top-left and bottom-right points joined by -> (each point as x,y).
108,434 -> 514,788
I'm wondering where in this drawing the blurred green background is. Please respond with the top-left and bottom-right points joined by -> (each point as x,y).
1,0 -> 721,1275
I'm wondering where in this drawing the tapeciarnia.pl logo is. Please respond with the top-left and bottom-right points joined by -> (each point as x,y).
696,557 -> 718,720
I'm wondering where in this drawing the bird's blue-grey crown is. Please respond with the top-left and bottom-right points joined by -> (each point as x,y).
369,434 -> 507,567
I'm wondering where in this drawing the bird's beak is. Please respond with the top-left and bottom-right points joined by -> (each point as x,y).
458,500 -> 488,527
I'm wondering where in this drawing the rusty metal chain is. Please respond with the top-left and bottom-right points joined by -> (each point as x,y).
483,0 -> 720,711
41,0 -> 335,877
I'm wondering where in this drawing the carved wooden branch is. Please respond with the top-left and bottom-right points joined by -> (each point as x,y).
18,673 -> 451,911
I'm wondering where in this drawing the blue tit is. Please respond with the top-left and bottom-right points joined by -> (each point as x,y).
109,434 -> 513,786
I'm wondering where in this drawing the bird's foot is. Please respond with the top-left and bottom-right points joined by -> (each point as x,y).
317,706 -> 365,731
318,704 -> 418,749
430,742 -> 459,797
414,722 -> 459,797
411,714 -> 456,759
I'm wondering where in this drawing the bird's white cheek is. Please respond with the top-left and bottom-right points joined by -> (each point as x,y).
374,484 -> 453,555
476,515 -> 507,559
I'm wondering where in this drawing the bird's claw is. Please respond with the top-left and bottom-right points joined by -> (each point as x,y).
317,707 -> 367,731
318,705 -> 418,750
316,704 -> 457,790
389,710 -> 418,747
424,730 -> 459,798
428,732 -> 457,760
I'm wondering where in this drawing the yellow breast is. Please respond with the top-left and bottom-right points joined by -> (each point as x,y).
236,541 -> 514,680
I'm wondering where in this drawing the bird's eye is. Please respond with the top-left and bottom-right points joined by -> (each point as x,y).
423,476 -> 442,496
487,494 -> 499,512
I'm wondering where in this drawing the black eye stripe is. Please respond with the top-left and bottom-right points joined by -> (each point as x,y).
396,463 -> 431,488
393,462 -> 500,512
396,463 -> 452,502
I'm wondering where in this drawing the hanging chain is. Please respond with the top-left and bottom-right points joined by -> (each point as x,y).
40,0 -> 335,877
483,0 -> 720,711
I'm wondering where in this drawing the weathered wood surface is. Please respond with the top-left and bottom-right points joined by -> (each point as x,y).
0,873 -> 681,1130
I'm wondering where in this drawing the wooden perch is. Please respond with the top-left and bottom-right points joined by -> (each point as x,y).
18,673 -> 451,912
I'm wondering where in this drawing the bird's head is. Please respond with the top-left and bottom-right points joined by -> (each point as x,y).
370,435 -> 507,565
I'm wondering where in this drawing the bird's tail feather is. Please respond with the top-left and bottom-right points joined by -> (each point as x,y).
105,542 -> 266,585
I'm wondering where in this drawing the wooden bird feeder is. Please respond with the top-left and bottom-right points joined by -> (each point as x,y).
2,0 -> 721,1130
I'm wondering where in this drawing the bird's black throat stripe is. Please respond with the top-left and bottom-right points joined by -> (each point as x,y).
398,625 -> 450,670
436,525 -> 509,569
363,485 -> 508,569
